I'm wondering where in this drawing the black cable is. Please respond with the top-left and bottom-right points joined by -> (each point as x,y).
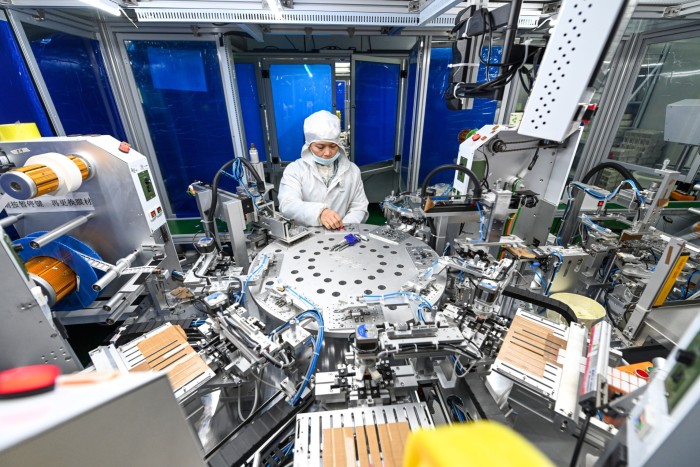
527,147 -> 540,171
420,164 -> 482,200
581,162 -> 642,190
569,413 -> 593,467
205,157 -> 265,252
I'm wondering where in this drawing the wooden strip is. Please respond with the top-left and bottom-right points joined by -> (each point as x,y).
499,351 -> 547,377
322,428 -> 335,467
342,427 -> 355,467
333,428 -> 347,467
377,423 -> 397,467
396,422 -> 411,451
387,423 -> 405,466
515,321 -> 567,348
354,425 -> 370,467
139,339 -> 180,362
365,421 -> 381,467
169,357 -> 209,390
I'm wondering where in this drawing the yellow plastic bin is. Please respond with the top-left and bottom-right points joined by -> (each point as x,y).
0,122 -> 41,141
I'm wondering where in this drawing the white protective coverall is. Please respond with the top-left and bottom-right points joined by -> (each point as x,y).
278,111 -> 369,227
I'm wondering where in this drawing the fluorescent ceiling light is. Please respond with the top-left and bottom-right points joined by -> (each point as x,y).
79,0 -> 121,17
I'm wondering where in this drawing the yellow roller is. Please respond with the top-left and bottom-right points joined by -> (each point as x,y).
26,256 -> 77,306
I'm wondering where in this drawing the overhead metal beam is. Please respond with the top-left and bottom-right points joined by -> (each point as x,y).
238,22 -> 264,41
418,0 -> 465,26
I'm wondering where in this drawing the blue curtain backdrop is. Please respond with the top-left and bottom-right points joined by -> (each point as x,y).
235,61 -> 267,162
353,60 -> 400,166
269,63 -> 333,162
27,25 -> 125,140
125,40 -> 235,218
417,46 -> 500,185
0,19 -> 53,135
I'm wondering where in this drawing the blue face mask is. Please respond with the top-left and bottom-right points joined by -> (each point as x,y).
312,153 -> 340,166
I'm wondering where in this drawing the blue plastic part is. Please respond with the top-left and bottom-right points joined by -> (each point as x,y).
353,60 -> 400,166
0,19 -> 53,136
125,40 -> 236,217
357,323 -> 368,338
345,233 -> 360,246
14,233 -> 104,311
269,63 -> 333,162
417,47 -> 500,185
27,25 -> 125,140
235,62 -> 268,163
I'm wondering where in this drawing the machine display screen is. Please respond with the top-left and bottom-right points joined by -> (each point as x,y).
138,170 -> 156,201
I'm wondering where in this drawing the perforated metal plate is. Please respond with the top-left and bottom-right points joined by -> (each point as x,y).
518,0 -> 628,141
250,225 -> 446,336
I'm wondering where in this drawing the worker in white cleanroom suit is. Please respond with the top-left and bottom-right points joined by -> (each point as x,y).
278,110 -> 369,230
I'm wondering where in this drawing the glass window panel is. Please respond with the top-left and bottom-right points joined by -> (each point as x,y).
24,23 -> 125,139
606,37 -> 700,184
353,60 -> 400,166
125,40 -> 235,218
269,63 -> 333,162
0,18 -> 53,135
235,62 -> 267,162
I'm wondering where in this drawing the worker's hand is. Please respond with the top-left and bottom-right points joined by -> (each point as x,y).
320,208 -> 344,230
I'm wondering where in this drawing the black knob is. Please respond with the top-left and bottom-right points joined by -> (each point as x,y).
676,349 -> 696,366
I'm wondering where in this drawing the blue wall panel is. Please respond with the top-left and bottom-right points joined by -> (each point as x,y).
270,64 -> 333,162
418,47 -> 500,185
126,40 -> 235,218
0,20 -> 53,136
354,60 -> 400,166
235,62 -> 267,162
28,25 -> 125,140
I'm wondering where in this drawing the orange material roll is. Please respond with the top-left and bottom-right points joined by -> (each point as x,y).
26,256 -> 77,305
67,155 -> 90,181
1,155 -> 90,199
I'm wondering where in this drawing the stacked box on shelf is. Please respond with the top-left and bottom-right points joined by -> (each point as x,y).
619,128 -> 665,165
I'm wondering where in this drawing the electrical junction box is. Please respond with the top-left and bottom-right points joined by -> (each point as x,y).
665,99 -> 700,145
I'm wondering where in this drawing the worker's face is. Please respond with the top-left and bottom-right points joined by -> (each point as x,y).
309,142 -> 339,159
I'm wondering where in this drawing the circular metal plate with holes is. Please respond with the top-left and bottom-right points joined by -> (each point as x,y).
249,224 -> 446,336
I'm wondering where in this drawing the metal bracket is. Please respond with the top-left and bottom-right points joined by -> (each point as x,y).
663,5 -> 682,18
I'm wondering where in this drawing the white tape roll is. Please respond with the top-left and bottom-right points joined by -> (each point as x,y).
26,152 -> 83,196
